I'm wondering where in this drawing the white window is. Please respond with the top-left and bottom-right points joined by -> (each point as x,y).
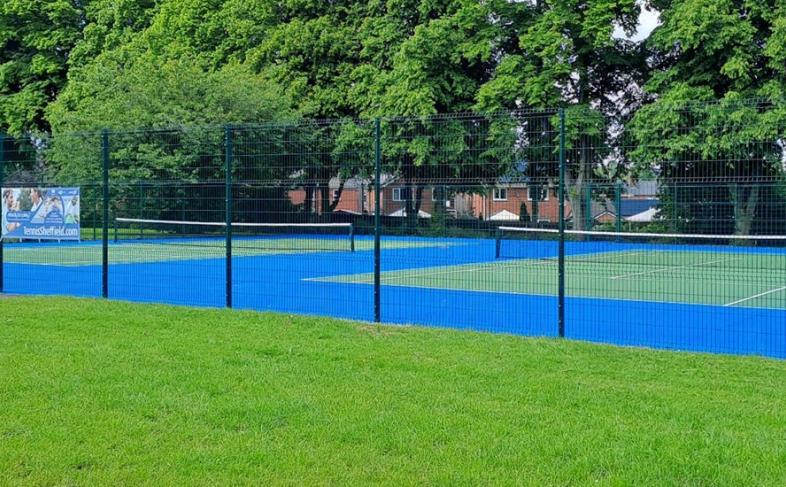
493,188 -> 508,201
392,187 -> 410,201
527,186 -> 549,202
432,188 -> 451,207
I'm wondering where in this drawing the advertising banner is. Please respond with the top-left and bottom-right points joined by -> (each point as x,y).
1,187 -> 80,240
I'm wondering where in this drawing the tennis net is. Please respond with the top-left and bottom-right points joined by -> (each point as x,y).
114,218 -> 355,253
495,226 -> 786,275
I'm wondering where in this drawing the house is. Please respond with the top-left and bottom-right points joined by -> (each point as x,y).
376,182 -> 569,222
593,198 -> 660,223
287,177 -> 379,215
375,184 -> 451,218
591,181 -> 661,224
286,176 -> 660,224
465,184 -> 567,223
288,176 -> 454,218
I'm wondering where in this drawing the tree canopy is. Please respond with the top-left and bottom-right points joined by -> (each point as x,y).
1,0 -> 785,234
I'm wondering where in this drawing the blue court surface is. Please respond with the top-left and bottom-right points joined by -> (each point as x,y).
3,234 -> 785,359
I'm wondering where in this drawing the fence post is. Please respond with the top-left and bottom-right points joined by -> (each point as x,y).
225,125 -> 233,309
557,109 -> 566,338
0,133 -> 5,293
101,129 -> 110,298
139,181 -> 144,239
374,118 -> 382,323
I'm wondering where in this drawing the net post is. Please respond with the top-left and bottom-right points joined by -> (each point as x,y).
101,129 -> 110,299
0,132 -> 5,293
349,222 -> 355,252
374,118 -> 382,323
114,219 -> 117,243
557,108 -> 566,338
225,125 -> 233,309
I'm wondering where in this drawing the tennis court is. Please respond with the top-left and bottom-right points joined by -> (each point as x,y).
2,219 -> 785,358
2,220 -> 451,266
317,241 -> 786,309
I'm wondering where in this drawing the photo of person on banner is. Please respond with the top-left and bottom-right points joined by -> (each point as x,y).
31,188 -> 44,213
44,195 -> 64,222
2,189 -> 20,233
65,195 -> 80,224
29,188 -> 46,222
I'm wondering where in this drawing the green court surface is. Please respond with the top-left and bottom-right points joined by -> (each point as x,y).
317,249 -> 786,309
3,238 -> 449,266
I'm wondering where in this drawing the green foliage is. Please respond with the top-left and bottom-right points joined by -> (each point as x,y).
50,53 -> 290,133
631,0 -> 786,234
0,0 -> 159,135
44,42 -> 292,183
476,0 -> 643,111
0,0 -> 87,134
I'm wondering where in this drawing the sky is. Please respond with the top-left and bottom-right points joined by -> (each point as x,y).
614,5 -> 661,42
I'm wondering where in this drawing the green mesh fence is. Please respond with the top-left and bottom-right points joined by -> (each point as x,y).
1,101 -> 785,358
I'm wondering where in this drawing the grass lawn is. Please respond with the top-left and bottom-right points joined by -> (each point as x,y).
1,297 -> 785,485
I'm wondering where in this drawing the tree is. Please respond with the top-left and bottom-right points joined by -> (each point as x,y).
0,0 -> 89,134
476,0 -> 647,231
630,0 -> 786,235
0,0 -> 158,135
630,96 -> 786,235
355,1 -> 502,227
48,47 -> 291,176
519,200 -> 530,223
44,46 -> 294,222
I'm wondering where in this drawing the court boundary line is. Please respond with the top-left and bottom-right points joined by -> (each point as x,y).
304,275 -> 786,312
305,249 -> 781,285
609,256 -> 743,280
724,286 -> 786,307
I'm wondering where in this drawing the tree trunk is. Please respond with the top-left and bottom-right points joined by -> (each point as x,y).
565,169 -> 585,233
414,185 -> 424,217
530,183 -> 539,226
304,186 -> 314,215
730,184 -> 760,236
319,183 -> 330,215
433,185 -> 446,218
328,180 -> 346,212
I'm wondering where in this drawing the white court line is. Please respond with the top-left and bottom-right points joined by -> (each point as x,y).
305,259 -> 557,284
307,250 -> 665,284
303,259 -> 557,284
305,275 -> 786,311
609,256 -> 742,280
570,250 -> 649,264
724,286 -> 786,307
